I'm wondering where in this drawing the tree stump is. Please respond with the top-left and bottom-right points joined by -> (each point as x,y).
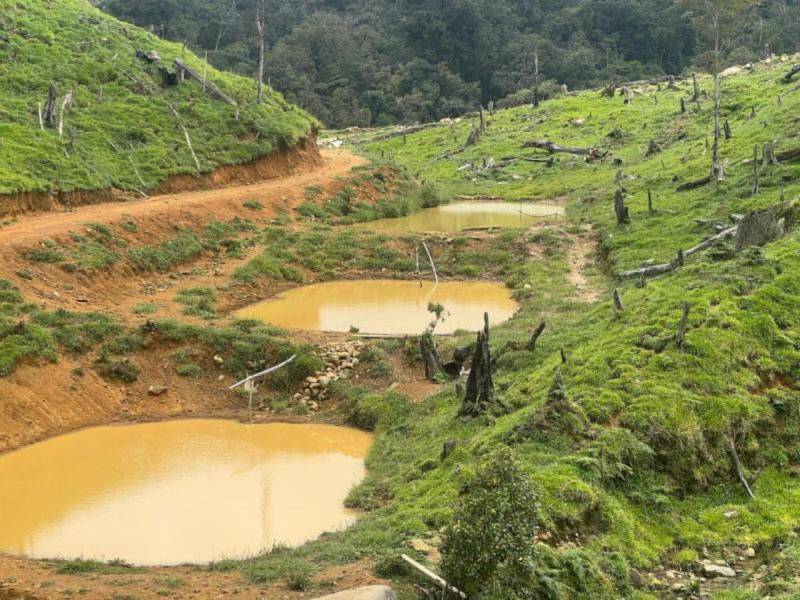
42,82 -> 58,129
460,313 -> 495,417
614,187 -> 630,225
735,202 -> 796,251
420,333 -> 445,382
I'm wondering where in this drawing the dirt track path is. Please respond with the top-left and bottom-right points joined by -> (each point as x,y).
0,149 -> 364,246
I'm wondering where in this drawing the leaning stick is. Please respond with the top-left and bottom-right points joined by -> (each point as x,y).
169,103 -> 201,172
401,554 -> 466,599
421,241 -> 439,284
228,355 -> 297,390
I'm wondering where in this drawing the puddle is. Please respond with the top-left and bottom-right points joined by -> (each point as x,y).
237,280 -> 518,335
0,420 -> 372,566
362,201 -> 563,232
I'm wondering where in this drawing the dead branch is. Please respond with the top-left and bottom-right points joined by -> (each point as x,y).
676,302 -> 690,349
729,435 -> 756,499
168,103 -> 201,172
619,226 -> 738,279
57,89 -> 74,138
522,139 -> 609,160
527,321 -> 546,352
173,59 -> 237,106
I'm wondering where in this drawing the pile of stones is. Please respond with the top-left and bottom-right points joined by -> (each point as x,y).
293,340 -> 364,411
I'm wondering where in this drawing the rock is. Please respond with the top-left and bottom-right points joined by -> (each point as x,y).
701,563 -> 736,579
147,385 -> 168,396
723,510 -> 738,519
213,355 -> 224,365
744,547 -> 756,558
312,586 -> 395,600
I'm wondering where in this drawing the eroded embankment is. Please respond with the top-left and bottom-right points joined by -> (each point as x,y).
0,136 -> 323,219
0,145 -> 369,454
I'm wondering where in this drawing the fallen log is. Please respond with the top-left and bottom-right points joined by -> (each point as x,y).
174,59 -> 237,106
619,226 -> 738,279
367,122 -> 445,142
522,139 -> 609,160
784,65 -> 800,83
676,174 -> 712,192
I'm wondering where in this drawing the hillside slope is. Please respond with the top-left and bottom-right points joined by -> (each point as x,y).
0,0 -> 316,199
293,59 -> 800,598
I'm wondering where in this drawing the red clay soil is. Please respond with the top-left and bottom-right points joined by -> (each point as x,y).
0,136 -> 322,219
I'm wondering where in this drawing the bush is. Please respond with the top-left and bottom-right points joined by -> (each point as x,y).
441,447 -> 539,599
177,363 -> 203,378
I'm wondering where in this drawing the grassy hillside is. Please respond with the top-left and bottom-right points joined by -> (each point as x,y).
0,0 -> 315,196
222,61 -> 800,598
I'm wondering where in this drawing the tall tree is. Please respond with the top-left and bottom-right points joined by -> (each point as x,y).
255,0 -> 266,104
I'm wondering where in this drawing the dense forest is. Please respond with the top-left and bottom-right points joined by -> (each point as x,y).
96,0 -> 800,127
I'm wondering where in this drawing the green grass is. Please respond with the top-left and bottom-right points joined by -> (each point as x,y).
176,287 -> 217,320
222,61 -> 800,597
0,0 -> 315,196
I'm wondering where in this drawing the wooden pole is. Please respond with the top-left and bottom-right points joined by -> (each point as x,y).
422,241 -> 439,284
401,555 -> 466,599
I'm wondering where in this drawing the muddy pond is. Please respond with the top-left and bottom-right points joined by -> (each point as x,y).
237,280 -> 518,335
0,420 -> 372,566
362,201 -> 564,233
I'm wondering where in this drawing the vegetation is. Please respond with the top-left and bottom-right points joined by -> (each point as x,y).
221,59 -> 800,598
0,0 -> 314,196
98,0 -> 800,127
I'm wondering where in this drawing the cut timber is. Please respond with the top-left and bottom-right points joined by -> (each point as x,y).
460,313 -> 495,417
173,59 -> 237,106
522,139 -> 609,161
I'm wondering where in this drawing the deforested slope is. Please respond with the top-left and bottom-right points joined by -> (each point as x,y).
0,0 -> 315,199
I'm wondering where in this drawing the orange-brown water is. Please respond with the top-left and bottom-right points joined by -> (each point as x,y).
237,280 -> 518,335
0,420 -> 372,566
362,201 -> 564,233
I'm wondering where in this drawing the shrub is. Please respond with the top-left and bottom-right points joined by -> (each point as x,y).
441,447 -> 539,599
176,363 -> 203,378
244,199 -> 264,210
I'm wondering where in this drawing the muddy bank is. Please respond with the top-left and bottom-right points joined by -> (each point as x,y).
0,135 -> 322,219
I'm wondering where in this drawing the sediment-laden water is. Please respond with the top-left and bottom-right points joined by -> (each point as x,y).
0,420 -> 372,566
237,280 -> 518,335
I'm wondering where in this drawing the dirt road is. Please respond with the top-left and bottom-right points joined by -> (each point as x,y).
0,149 -> 364,246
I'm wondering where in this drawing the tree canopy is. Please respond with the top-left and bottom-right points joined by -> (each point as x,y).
97,0 -> 800,127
